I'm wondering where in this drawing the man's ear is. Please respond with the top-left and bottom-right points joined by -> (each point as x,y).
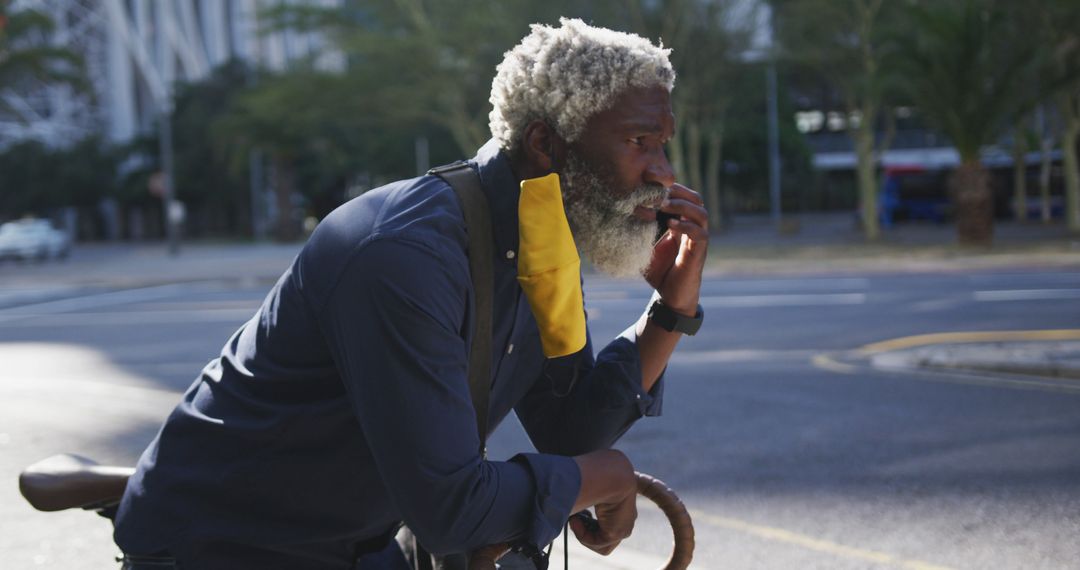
521,120 -> 567,175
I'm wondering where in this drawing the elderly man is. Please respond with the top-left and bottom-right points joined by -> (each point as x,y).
114,18 -> 707,570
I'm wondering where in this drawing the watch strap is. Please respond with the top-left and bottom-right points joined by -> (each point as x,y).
648,300 -> 703,336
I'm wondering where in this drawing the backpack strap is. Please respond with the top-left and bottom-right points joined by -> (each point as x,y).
429,162 -> 494,458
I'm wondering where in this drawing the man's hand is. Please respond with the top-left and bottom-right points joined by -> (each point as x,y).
644,183 -> 708,315
571,449 -> 638,556
569,493 -> 637,555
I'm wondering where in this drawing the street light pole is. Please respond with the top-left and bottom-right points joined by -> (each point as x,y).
158,110 -> 179,256
155,2 -> 179,256
766,62 -> 782,230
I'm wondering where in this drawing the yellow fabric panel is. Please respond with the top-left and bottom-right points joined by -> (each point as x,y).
517,173 -> 586,358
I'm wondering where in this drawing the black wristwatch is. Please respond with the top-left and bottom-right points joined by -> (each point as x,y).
647,300 -> 704,335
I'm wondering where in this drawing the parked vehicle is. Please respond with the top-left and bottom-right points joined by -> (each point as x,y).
0,219 -> 71,261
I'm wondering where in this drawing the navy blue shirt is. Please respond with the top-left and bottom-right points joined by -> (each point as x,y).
114,140 -> 664,568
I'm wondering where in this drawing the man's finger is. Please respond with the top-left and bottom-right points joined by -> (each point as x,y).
665,218 -> 710,244
668,183 -> 704,206
659,198 -> 709,230
569,515 -> 623,555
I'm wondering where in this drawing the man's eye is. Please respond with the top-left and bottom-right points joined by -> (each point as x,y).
628,137 -> 645,146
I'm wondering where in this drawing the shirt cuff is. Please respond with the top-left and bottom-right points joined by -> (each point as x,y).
631,366 -> 664,416
616,323 -> 665,417
509,453 -> 581,549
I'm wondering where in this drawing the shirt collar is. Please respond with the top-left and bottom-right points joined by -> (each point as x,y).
471,139 -> 521,266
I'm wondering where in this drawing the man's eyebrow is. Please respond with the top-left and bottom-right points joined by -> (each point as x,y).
618,120 -> 666,133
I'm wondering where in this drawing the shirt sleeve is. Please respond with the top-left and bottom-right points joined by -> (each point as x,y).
316,237 -> 580,554
514,318 -> 666,457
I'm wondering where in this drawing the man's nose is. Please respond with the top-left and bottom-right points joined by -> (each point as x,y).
645,150 -> 676,188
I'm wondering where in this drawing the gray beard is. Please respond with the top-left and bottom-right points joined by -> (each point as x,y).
560,153 -> 667,278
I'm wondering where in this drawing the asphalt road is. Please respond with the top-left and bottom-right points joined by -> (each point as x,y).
2,260 -> 1079,569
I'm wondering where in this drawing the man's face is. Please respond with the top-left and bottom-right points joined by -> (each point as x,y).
559,86 -> 676,277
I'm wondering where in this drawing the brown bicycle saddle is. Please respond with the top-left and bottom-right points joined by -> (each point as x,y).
19,453 -> 134,512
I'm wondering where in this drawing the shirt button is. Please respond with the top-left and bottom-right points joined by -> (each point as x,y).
505,250 -> 516,260
635,394 -> 642,400
507,343 -> 514,355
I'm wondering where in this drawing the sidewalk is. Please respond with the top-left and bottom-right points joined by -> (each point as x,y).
706,212 -> 1080,275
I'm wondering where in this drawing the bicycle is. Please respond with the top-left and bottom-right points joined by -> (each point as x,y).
20,454 -> 695,570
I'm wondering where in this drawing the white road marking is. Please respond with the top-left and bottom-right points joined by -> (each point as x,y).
586,292 -> 866,315
910,298 -> 964,312
700,293 -> 866,308
704,277 -> 871,291
974,288 -> 1080,302
0,308 -> 255,327
674,349 -> 818,364
968,272 -> 1080,285
0,284 -> 188,322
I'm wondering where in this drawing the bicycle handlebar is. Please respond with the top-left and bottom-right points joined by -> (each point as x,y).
468,472 -> 694,570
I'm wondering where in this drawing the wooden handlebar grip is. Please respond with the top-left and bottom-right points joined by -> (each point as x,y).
635,471 -> 695,570
468,472 -> 694,570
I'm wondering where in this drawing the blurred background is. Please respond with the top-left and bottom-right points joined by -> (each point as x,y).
2,1 -> 1080,569
1,0 -> 1078,249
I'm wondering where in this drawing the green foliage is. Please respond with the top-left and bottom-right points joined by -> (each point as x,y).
720,66 -> 814,212
892,0 -> 1044,162
0,140 -> 59,217
0,137 -> 117,219
0,2 -> 88,115
113,134 -> 158,206
259,0 -> 621,159
168,60 -> 253,232
773,0 -> 904,111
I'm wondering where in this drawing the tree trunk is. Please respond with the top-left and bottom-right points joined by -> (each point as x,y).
272,154 -> 300,242
1061,100 -> 1080,233
1011,126 -> 1027,222
854,120 -> 880,240
950,160 -> 994,246
666,111 -> 687,184
704,126 -> 723,230
685,121 -> 704,202
1039,134 -> 1053,223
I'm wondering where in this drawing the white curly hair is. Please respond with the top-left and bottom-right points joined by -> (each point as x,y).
489,18 -> 675,153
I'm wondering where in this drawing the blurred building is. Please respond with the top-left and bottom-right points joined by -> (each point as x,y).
0,0 -> 343,149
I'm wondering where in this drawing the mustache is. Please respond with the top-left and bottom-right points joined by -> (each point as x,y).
609,184 -> 668,215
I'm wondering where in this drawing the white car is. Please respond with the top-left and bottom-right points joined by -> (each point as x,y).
0,219 -> 71,261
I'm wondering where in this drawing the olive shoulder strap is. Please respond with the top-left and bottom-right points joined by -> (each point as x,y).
429,162 -> 493,458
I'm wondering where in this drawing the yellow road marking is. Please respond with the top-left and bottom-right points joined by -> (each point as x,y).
690,509 -> 956,570
810,329 -> 1080,392
811,353 -> 857,374
856,330 -> 1080,355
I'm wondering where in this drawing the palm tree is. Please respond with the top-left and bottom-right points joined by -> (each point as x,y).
894,0 -> 1043,245
0,2 -> 85,117
1041,0 -> 1080,233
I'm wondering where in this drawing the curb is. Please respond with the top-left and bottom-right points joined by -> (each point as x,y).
812,330 -> 1080,385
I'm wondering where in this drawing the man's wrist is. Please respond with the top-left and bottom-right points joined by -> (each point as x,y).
647,298 -> 704,336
